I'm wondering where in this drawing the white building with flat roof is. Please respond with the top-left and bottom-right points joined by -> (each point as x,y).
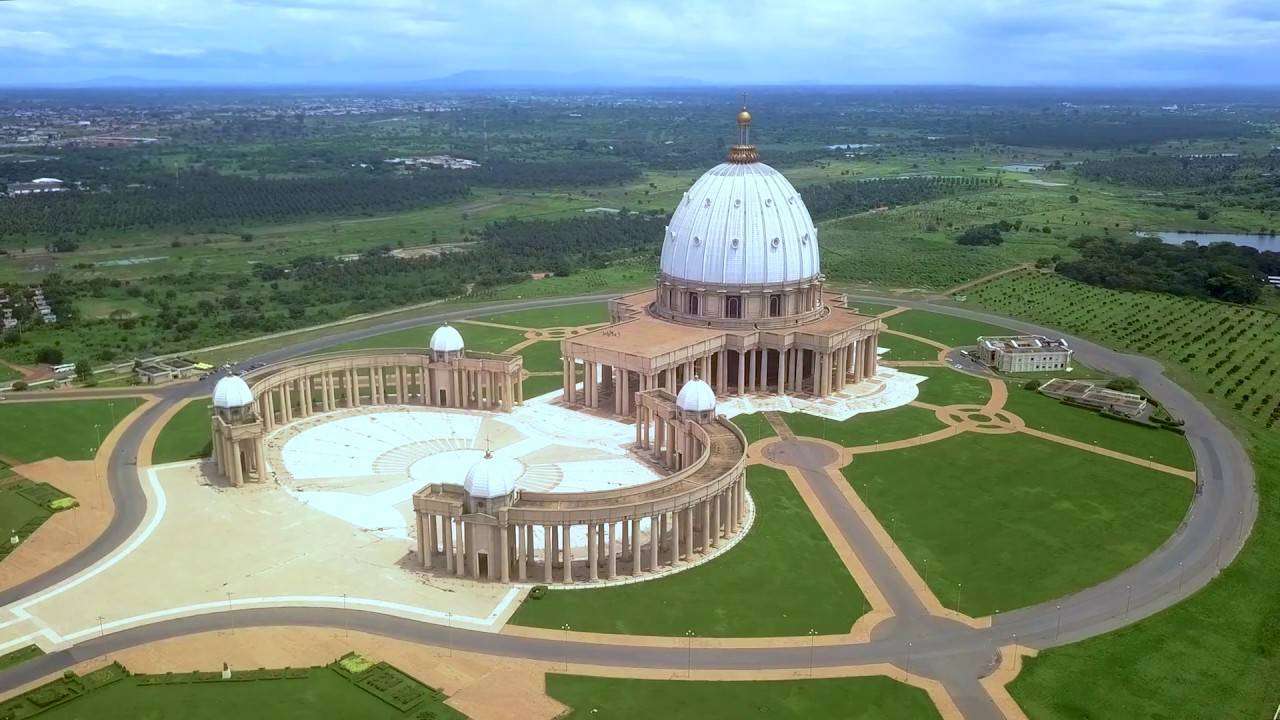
976,335 -> 1072,373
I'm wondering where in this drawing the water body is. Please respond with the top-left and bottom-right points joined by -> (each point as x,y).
997,163 -> 1045,173
826,143 -> 879,150
1142,231 -> 1280,251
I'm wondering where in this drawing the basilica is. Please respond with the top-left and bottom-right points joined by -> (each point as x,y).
561,107 -> 884,416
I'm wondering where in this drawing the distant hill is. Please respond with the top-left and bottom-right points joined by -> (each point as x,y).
416,69 -> 705,89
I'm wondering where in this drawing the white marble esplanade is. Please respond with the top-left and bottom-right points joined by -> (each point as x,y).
715,367 -> 926,422
266,403 -> 660,545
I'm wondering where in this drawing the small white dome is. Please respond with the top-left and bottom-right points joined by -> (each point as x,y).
660,162 -> 820,286
212,375 -> 254,409
676,379 -> 717,413
430,324 -> 465,353
463,454 -> 523,499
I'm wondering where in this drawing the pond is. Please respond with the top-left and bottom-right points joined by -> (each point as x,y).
997,163 -> 1045,172
1141,231 -> 1280,251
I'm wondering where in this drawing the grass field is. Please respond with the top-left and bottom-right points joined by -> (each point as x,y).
962,270 -> 1280,717
847,300 -> 901,316
1003,383 -> 1194,470
507,465 -> 869,637
10,661 -> 463,720
910,367 -> 991,407
546,674 -> 941,720
151,398 -> 213,464
877,333 -> 942,361
518,341 -> 565,372
784,405 -> 946,448
848,432 -> 1193,616
323,322 -> 526,355
522,373 -> 565,400
0,364 -> 20,384
0,398 -> 144,464
475,301 -> 610,329
884,309 -> 1016,348
730,413 -> 776,445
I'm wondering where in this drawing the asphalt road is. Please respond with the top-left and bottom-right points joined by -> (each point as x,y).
0,292 -> 1258,719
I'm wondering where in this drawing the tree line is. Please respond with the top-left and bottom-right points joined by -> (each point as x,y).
1056,235 -> 1280,305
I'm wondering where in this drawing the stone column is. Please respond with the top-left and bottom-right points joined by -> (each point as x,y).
561,525 -> 574,584
562,357 -> 572,402
748,350 -> 757,393
606,522 -> 617,579
416,513 -> 427,566
632,518 -> 643,575
778,347 -> 788,395
444,515 -> 455,573
671,510 -> 681,564
701,500 -> 711,552
543,525 -> 554,583
499,525 -> 510,583
587,523 -> 599,581
648,515 -> 660,571
466,524 -> 479,579
711,494 -> 722,547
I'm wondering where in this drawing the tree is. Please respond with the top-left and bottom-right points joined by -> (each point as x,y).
35,346 -> 64,365
74,360 -> 93,383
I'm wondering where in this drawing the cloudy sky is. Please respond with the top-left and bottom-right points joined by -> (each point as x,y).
4,0 -> 1280,86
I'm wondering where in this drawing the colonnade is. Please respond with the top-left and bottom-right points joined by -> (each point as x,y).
564,332 -> 879,414
415,477 -> 747,584
252,353 -> 523,433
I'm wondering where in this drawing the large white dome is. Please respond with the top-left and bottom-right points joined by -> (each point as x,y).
212,375 -> 254,409
463,453 -> 523,499
660,162 -> 820,286
430,324 -> 465,353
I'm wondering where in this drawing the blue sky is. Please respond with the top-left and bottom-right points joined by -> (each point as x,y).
4,0 -> 1280,86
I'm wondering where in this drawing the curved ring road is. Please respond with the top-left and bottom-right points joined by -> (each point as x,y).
0,292 -> 1257,719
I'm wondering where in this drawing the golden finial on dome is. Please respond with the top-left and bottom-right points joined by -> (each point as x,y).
727,93 -> 758,163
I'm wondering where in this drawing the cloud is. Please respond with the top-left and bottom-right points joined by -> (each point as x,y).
1,0 -> 1277,85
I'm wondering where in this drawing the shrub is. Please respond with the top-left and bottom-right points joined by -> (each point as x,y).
528,584 -> 548,600
10,381 -> 27,391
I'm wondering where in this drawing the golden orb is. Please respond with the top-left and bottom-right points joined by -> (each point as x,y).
736,109 -> 752,125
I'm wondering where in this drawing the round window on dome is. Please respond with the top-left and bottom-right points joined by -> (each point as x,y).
731,238 -> 740,249
704,198 -> 712,208
764,198 -> 773,207
693,236 -> 702,246
771,237 -> 781,248
734,199 -> 741,208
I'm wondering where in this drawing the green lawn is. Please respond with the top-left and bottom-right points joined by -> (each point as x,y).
152,398 -> 213,464
507,465 -> 869,637
1004,384 -> 1195,471
0,398 -> 143,463
15,662 -> 463,720
965,271 -> 1280,718
0,482 -> 55,557
910,367 -> 991,407
519,341 -> 565,372
731,413 -> 776,445
324,322 -> 525,355
0,364 -> 20,384
784,405 -> 945,447
884,310 -> 1015,348
847,300 -> 901,316
877,333 -> 941,361
522,374 -> 565,400
0,645 -> 42,672
847,432 -> 1193,616
475,301 -> 610,329
546,674 -> 941,720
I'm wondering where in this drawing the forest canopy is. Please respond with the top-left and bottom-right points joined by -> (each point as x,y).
1056,235 -> 1280,304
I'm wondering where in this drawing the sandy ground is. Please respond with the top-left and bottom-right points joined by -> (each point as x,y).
0,461 -> 520,653
0,458 -> 103,590
0,395 -> 158,591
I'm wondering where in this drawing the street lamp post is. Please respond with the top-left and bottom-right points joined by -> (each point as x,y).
1055,604 -> 1063,643
685,629 -> 695,678
808,628 -> 817,677
562,624 -> 572,671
